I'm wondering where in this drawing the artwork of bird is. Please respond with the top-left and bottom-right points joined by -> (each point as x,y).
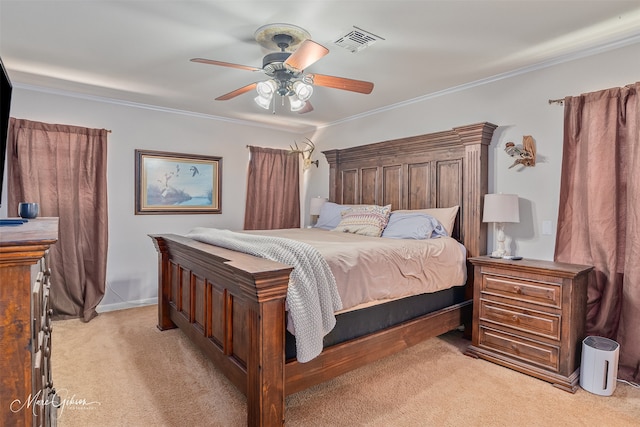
505,135 -> 536,169
189,166 -> 200,177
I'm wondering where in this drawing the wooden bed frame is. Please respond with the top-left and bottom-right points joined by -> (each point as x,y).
150,122 -> 496,426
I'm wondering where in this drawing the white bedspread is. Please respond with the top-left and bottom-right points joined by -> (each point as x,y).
186,227 -> 343,363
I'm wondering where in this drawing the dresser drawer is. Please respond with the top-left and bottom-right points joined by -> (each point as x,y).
32,348 -> 45,421
32,273 -> 44,340
480,299 -> 561,340
479,326 -> 559,371
481,273 -> 561,308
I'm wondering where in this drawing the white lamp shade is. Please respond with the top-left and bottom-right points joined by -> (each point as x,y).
256,79 -> 277,98
254,94 -> 272,109
309,197 -> 328,215
289,95 -> 306,112
483,193 -> 520,223
293,81 -> 313,101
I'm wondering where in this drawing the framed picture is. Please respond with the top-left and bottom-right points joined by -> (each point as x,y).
135,149 -> 221,214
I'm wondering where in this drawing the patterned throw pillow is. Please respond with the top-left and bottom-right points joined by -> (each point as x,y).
331,204 -> 392,237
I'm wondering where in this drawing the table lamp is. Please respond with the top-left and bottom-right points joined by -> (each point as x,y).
483,193 -> 520,258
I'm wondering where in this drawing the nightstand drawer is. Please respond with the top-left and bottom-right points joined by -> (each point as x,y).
482,274 -> 561,308
480,299 -> 561,340
479,326 -> 559,371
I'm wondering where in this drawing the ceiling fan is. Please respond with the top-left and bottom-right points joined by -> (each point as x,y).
191,23 -> 374,114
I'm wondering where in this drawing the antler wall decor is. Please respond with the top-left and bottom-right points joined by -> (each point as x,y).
289,138 -> 318,169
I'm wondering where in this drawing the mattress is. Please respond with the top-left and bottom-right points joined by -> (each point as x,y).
285,284 -> 467,360
245,227 -> 467,313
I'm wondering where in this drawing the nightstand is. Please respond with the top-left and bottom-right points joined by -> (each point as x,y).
465,256 -> 593,393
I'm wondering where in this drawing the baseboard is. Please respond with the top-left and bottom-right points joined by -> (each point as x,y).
97,297 -> 158,313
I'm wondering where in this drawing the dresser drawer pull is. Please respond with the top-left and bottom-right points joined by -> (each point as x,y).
512,314 -> 519,322
513,286 -> 522,294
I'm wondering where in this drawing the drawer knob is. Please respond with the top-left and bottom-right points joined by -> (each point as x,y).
513,286 -> 522,294
512,314 -> 519,322
511,343 -> 519,353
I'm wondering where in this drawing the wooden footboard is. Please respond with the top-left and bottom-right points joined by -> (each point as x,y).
151,234 -> 292,426
151,233 -> 472,426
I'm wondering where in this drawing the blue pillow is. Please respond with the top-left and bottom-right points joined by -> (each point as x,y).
314,202 -> 351,230
381,212 -> 448,239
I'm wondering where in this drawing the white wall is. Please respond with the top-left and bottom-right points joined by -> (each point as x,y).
306,42 -> 640,261
3,90 -> 298,311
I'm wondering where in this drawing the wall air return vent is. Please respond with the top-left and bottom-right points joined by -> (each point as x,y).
334,26 -> 384,53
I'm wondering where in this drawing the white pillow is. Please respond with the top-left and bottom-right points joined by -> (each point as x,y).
314,202 -> 352,230
392,205 -> 459,236
381,212 -> 447,239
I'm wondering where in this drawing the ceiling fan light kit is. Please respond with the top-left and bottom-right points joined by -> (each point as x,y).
191,23 -> 374,114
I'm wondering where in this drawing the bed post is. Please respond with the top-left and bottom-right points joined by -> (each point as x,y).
453,122 -> 495,336
323,150 -> 339,203
150,236 -> 176,331
454,122 -> 495,258
246,296 -> 286,426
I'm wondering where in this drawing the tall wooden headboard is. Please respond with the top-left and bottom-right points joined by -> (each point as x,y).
322,122 -> 496,258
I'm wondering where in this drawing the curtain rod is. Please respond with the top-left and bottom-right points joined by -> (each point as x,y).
548,98 -> 564,105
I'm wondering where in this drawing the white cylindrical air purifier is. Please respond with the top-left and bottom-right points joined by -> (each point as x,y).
580,336 -> 619,396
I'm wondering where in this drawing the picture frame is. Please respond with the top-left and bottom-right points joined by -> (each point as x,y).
135,149 -> 221,214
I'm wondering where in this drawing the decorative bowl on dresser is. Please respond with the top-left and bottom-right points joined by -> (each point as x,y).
1,217 -> 59,426
465,256 -> 593,393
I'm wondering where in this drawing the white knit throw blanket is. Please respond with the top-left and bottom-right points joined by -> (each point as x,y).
186,227 -> 343,363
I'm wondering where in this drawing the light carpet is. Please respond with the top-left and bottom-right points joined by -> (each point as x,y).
52,305 -> 639,426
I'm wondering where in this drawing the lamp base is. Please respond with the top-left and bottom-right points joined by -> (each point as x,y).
490,250 -> 507,258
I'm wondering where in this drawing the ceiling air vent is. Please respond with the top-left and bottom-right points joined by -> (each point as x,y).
334,26 -> 384,53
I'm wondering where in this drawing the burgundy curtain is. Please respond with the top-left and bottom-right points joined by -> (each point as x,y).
555,82 -> 639,382
8,118 -> 109,322
244,146 -> 300,230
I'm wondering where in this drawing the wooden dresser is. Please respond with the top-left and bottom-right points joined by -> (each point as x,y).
465,256 -> 593,392
1,218 -> 59,426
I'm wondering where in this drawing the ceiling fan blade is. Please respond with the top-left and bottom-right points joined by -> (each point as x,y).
191,58 -> 261,72
284,40 -> 329,72
309,73 -> 374,94
297,101 -> 314,114
215,83 -> 258,101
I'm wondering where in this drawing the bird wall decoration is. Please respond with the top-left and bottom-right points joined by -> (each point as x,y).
505,135 -> 536,169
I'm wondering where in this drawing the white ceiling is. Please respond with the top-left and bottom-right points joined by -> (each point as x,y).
2,1 -> 640,133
